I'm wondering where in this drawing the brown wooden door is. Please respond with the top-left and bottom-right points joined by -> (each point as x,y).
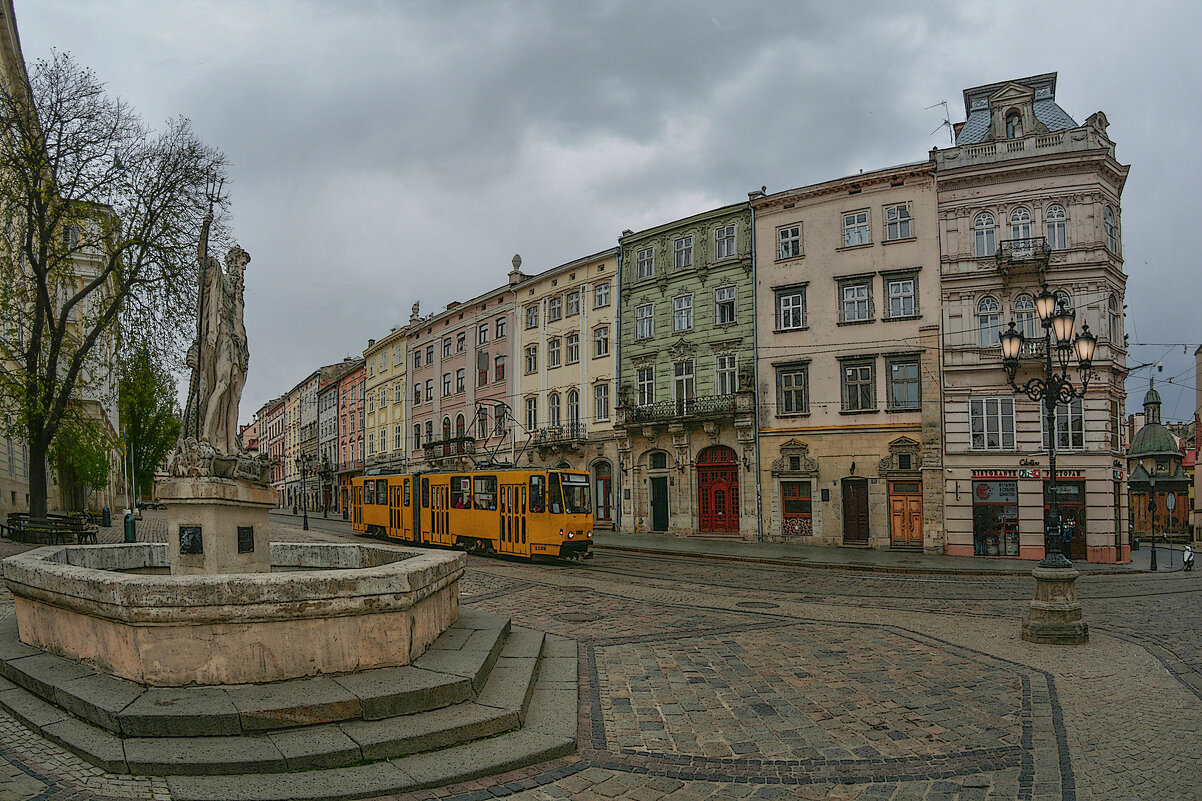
842,478 -> 869,545
889,481 -> 923,547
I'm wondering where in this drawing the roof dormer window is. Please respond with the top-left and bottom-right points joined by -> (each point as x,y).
1005,111 -> 1023,139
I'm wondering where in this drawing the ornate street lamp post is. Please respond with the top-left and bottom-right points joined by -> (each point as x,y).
295,454 -> 313,531
999,284 -> 1096,644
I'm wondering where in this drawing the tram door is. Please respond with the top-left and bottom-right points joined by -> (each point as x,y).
499,479 -> 527,556
389,482 -> 403,538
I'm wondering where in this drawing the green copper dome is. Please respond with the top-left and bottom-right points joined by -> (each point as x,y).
1143,386 -> 1162,406
1128,422 -> 1179,459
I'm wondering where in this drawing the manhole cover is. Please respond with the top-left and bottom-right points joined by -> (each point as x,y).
560,612 -> 599,622
735,601 -> 780,609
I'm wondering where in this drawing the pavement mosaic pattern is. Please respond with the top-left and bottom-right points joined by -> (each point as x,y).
0,516 -> 1196,800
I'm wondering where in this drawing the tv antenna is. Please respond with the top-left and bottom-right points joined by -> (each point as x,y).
926,100 -> 954,145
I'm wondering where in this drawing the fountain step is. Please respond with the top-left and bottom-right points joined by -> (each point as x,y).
0,618 -> 575,788
0,610 -> 511,736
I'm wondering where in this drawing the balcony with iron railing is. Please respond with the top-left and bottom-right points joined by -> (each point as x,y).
422,436 -> 476,458
625,394 -> 738,424
535,423 -> 588,444
996,236 -> 1050,274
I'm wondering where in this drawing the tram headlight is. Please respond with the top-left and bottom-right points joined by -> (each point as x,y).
587,530 -> 592,538
567,530 -> 574,539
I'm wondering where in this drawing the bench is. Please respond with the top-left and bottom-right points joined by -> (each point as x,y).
2,513 -> 100,545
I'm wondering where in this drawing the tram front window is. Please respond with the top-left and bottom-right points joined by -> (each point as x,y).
558,473 -> 591,515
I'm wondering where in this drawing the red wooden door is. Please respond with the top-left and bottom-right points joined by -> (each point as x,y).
697,446 -> 739,534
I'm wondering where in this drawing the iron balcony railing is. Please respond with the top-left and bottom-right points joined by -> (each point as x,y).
535,423 -> 588,443
996,236 -> 1050,269
627,394 -> 737,424
422,436 -> 477,457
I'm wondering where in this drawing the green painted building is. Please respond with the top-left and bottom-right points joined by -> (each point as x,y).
614,202 -> 757,539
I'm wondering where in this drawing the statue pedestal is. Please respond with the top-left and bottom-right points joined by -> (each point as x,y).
157,477 -> 278,575
1021,565 -> 1089,645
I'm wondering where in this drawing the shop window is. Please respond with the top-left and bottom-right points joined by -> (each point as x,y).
781,481 -> 812,537
972,480 -> 1018,556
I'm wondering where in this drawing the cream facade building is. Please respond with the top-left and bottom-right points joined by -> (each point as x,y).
934,74 -> 1130,563
363,327 -> 409,475
752,162 -> 944,550
513,248 -> 620,529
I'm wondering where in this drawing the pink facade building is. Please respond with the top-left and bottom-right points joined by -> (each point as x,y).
335,360 -> 365,514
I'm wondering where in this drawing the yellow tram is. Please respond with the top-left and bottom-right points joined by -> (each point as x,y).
351,468 -> 593,559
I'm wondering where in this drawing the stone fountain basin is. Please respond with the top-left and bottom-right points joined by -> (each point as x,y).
1,542 -> 464,687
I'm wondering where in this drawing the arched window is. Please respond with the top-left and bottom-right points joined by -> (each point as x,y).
1005,112 -> 1023,139
1104,205 -> 1118,252
548,392 -> 560,428
974,212 -> 996,257
1014,294 -> 1037,339
442,417 -> 451,456
567,389 -> 580,431
1108,295 -> 1121,343
1009,207 -> 1032,241
455,414 -> 465,453
978,297 -> 1001,347
649,451 -> 669,470
1045,204 -> 1066,249
425,420 -> 433,444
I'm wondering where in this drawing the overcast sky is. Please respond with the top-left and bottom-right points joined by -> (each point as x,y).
17,0 -> 1201,423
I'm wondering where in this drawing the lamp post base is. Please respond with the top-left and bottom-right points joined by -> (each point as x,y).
1021,565 -> 1089,645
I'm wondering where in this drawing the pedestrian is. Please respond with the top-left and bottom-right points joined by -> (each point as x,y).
1185,544 -> 1195,572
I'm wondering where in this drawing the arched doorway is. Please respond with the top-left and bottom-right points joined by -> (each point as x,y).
697,445 -> 739,534
592,459 -> 613,526
646,450 -> 670,532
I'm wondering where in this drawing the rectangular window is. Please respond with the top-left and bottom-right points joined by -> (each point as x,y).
413,424 -> 421,450
636,247 -> 654,279
778,224 -> 802,260
715,225 -> 736,259
380,354 -> 387,371
566,290 -> 581,317
525,305 -> 539,329
367,394 -> 374,413
841,360 -> 876,412
473,476 -> 497,510
548,338 -> 561,368
477,407 -> 488,439
378,388 -> 386,407
414,350 -> 422,369
886,276 -> 917,319
442,338 -> 452,357
595,282 -> 610,307
395,425 -> 403,450
776,287 -> 806,330
478,324 -> 489,345
1110,399 -> 1121,452
673,360 -> 695,408
970,398 -> 1016,450
525,345 -> 538,374
716,355 -> 737,396
673,295 -> 693,332
887,357 -> 920,410
425,379 -> 433,401
594,384 -> 610,422
838,279 -> 872,323
566,332 -> 580,364
1043,397 -> 1085,450
367,432 -> 374,456
394,384 -> 403,404
456,332 -> 466,352
777,364 -> 809,415
673,236 -> 693,270
477,350 -> 489,386
715,286 -> 736,325
636,303 -> 654,339
494,406 -> 507,435
884,203 -> 912,240
637,367 -> 655,406
496,316 -> 507,339
842,210 -> 870,247
525,397 -> 537,431
781,481 -> 813,536
495,354 -> 506,382
594,326 -> 610,357
455,368 -> 465,393
547,296 -> 562,322
426,345 -> 433,363
442,373 -> 451,396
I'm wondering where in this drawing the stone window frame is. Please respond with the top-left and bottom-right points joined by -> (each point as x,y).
673,235 -> 694,271
881,270 -> 919,321
775,361 -> 810,417
839,356 -> 877,414
885,353 -> 921,411
777,222 -> 803,261
841,209 -> 870,248
883,202 -> 912,241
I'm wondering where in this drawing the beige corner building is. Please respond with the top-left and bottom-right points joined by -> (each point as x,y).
752,163 -> 944,549
513,248 -> 620,529
363,326 -> 409,475
934,74 -> 1130,563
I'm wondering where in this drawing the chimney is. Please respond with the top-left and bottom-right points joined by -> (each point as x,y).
367,339 -> 375,348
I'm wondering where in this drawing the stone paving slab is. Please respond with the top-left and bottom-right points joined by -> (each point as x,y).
391,728 -> 576,789
330,664 -> 471,720
39,715 -> 128,773
0,684 -> 68,732
342,700 -> 518,761
124,734 -> 288,775
53,668 -> 144,733
5,652 -> 95,703
121,686 -> 242,737
166,760 -> 412,801
226,676 -> 362,731
474,657 -> 539,719
266,723 -> 364,772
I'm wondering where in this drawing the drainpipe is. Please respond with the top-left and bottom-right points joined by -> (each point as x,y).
614,245 -> 623,531
749,199 -> 763,543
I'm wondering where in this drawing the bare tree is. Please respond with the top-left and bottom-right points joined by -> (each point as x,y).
0,52 -> 229,516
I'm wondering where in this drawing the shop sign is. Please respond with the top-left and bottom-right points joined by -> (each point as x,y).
1045,469 -> 1085,478
972,469 -> 1018,479
973,481 -> 1018,503
1018,468 -> 1042,479
1113,469 -> 1124,480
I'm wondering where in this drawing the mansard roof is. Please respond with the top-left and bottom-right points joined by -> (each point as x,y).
955,73 -> 1078,146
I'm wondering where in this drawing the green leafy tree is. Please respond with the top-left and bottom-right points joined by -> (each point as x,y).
118,348 -> 180,499
51,414 -> 113,511
0,52 -> 228,516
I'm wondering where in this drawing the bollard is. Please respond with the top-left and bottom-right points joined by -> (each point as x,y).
123,511 -> 136,543
101,506 -> 111,527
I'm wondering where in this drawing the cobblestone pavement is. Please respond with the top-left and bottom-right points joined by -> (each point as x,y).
0,518 -> 1196,800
